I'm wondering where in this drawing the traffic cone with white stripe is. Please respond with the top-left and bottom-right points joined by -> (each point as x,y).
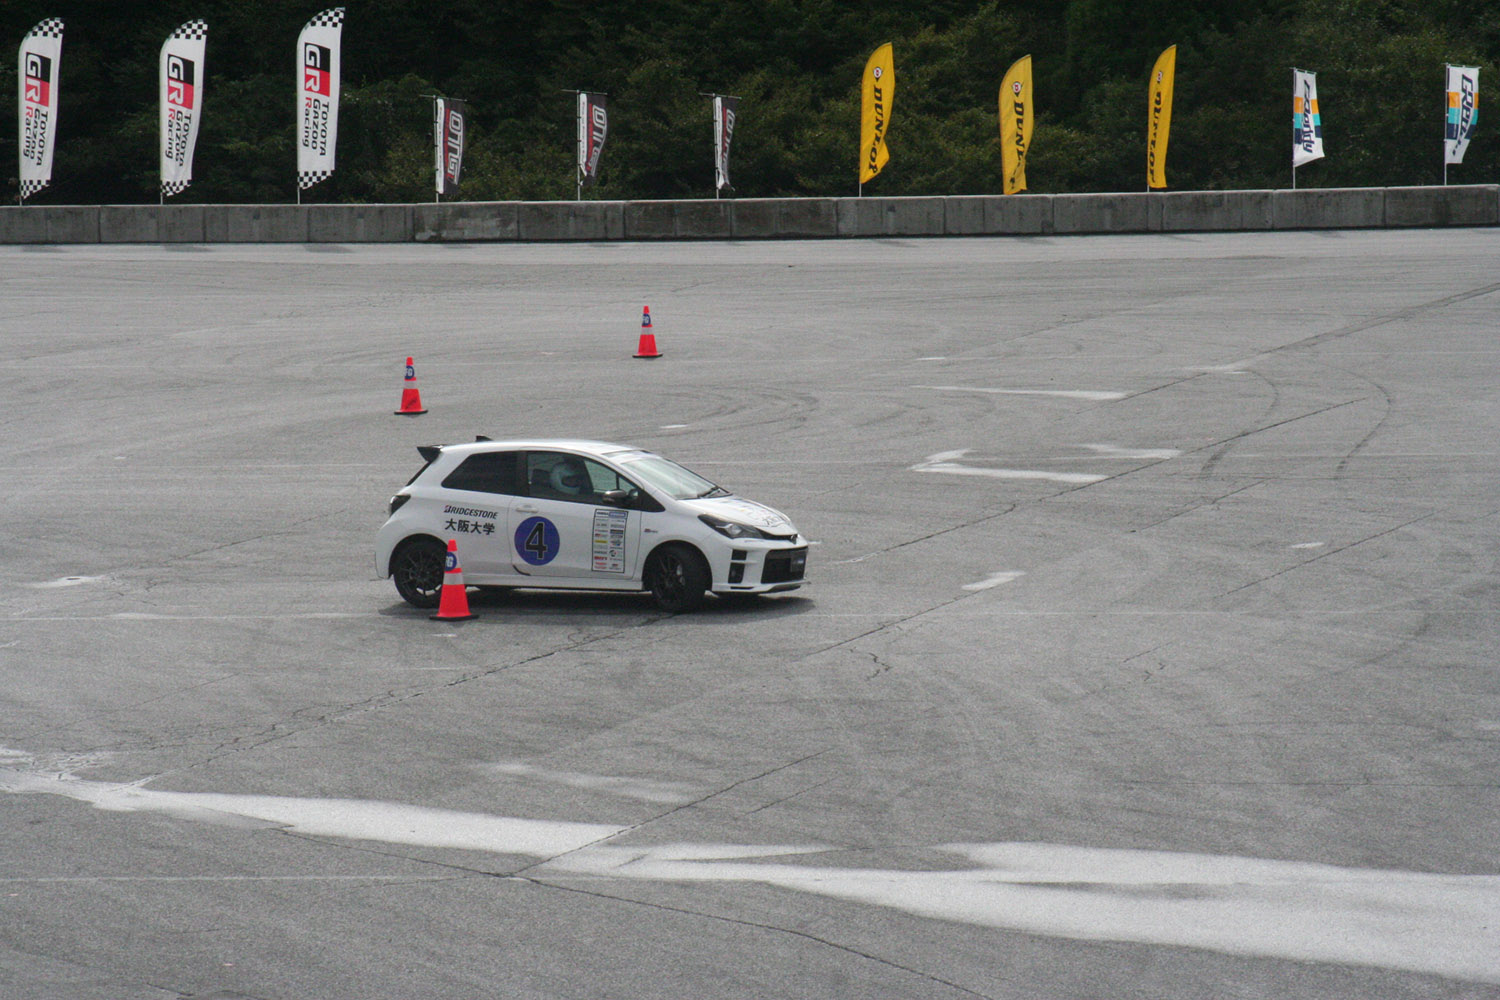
395,356 -> 428,415
633,306 -> 661,359
430,539 -> 476,621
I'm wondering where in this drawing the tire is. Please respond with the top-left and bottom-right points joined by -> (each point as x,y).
645,544 -> 710,613
391,536 -> 446,609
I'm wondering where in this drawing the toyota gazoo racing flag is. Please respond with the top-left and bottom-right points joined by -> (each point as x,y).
160,20 -> 207,198
18,18 -> 64,202
859,42 -> 894,185
713,94 -> 737,191
999,54 -> 1033,195
577,92 -> 607,187
1446,64 -> 1480,165
1292,69 -> 1324,167
297,7 -> 344,191
434,97 -> 467,196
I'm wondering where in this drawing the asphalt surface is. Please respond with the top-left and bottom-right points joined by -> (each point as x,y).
2,231 -> 1498,999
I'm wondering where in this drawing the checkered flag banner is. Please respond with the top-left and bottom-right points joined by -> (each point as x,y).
298,169 -> 333,189
297,8 -> 344,191
170,19 -> 208,42
305,8 -> 344,29
160,21 -> 207,199
18,19 -> 65,202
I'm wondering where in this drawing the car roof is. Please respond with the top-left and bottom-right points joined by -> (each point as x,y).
431,438 -> 653,461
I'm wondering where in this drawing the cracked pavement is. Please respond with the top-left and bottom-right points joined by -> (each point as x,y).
2,232 -> 1498,999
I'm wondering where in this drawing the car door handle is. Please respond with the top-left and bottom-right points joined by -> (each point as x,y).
514,504 -> 539,513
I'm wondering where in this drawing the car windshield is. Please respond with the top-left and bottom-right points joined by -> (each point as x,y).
615,453 -> 729,500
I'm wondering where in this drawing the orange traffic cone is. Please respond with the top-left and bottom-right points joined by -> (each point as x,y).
430,539 -> 476,621
395,356 -> 428,415
633,306 -> 661,359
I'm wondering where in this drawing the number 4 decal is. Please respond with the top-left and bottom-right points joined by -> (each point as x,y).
524,521 -> 548,560
514,516 -> 560,566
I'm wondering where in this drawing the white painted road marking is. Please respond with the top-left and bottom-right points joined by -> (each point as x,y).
482,762 -> 697,804
912,449 -> 1107,485
962,571 -> 1025,591
2,763 -> 1497,984
914,386 -> 1127,401
22,576 -> 107,589
1077,444 -> 1182,461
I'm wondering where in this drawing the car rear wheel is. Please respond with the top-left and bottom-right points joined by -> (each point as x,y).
645,544 -> 709,612
391,536 -> 445,609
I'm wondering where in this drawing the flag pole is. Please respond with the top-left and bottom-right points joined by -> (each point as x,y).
562,88 -> 583,201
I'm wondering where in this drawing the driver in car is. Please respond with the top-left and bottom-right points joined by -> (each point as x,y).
547,456 -> 593,501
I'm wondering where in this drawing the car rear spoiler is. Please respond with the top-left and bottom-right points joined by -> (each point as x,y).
417,435 -> 491,464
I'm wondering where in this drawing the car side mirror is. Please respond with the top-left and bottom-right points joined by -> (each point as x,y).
601,490 -> 631,508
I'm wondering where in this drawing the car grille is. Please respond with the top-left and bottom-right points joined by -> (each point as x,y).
761,547 -> 807,584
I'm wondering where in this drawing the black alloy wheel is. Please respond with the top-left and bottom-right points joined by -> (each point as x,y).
646,544 -> 709,612
391,537 -> 446,609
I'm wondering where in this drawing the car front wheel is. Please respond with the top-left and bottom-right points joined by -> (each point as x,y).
391,536 -> 446,609
645,544 -> 709,612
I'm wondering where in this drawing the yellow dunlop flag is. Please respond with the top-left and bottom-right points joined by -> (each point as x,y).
1146,45 -> 1176,190
859,42 -> 895,186
999,54 -> 1033,194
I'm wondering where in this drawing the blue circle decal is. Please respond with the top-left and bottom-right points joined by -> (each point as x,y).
515,516 -> 560,566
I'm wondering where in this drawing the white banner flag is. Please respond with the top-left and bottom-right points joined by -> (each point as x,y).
160,21 -> 207,199
18,18 -> 64,202
1293,69 -> 1324,168
713,94 -> 738,192
434,97 -> 466,197
297,7 -> 343,191
1445,64 -> 1480,166
577,92 -> 607,188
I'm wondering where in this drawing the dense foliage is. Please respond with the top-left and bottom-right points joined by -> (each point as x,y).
3,0 -> 1496,203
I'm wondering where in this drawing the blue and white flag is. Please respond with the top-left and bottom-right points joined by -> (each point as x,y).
1293,69 -> 1323,167
1445,65 -> 1479,165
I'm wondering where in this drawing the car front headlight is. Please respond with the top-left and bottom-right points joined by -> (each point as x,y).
698,514 -> 769,540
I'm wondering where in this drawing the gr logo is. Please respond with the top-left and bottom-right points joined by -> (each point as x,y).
23,52 -> 52,105
166,55 -> 196,108
303,43 -> 332,96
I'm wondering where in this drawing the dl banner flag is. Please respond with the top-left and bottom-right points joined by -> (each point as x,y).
999,54 -> 1032,195
1446,65 -> 1480,165
434,97 -> 466,196
18,18 -> 64,201
714,94 -> 737,192
160,20 -> 207,198
859,42 -> 894,186
1292,69 -> 1324,167
577,92 -> 607,188
297,7 -> 343,191
1147,45 -> 1176,190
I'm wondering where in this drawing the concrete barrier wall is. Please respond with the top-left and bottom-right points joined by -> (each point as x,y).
2,186 -> 1495,244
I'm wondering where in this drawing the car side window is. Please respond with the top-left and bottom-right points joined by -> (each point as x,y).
526,452 -> 642,506
441,451 -> 520,495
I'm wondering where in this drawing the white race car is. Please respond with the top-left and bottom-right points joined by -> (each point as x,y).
376,438 -> 808,612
